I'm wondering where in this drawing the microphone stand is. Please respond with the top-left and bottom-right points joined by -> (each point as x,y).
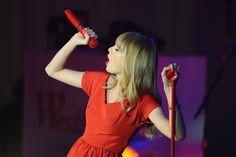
170,79 -> 176,157
166,68 -> 178,157
166,69 -> 177,157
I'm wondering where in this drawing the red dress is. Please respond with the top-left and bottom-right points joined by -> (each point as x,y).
67,71 -> 160,157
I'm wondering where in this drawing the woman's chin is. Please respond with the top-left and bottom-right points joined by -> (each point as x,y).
105,68 -> 115,74
105,67 -> 111,73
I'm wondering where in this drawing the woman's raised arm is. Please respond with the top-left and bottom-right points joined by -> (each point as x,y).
45,31 -> 90,88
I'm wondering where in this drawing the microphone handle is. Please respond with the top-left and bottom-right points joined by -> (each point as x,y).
64,9 -> 98,48
166,69 -> 176,81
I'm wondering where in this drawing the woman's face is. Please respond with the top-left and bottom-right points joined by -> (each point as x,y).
106,44 -> 125,75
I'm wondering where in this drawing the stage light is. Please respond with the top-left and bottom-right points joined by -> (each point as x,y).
122,146 -> 140,157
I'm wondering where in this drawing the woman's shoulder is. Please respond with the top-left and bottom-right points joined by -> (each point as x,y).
139,94 -> 161,106
135,94 -> 160,120
82,71 -> 110,95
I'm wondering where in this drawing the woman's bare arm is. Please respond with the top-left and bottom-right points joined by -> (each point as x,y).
45,32 -> 90,88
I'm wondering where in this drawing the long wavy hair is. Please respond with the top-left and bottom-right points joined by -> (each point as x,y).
107,32 -> 162,139
107,32 -> 161,112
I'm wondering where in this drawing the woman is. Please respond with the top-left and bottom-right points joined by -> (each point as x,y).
45,29 -> 186,157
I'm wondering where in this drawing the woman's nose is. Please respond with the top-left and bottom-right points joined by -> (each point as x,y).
107,48 -> 111,58
108,48 -> 114,56
108,47 -> 112,53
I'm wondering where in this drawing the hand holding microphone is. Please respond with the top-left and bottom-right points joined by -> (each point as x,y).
64,9 -> 98,48
162,63 -> 179,82
161,63 -> 179,97
166,69 -> 177,81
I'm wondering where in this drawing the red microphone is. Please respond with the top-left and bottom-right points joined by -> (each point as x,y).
166,69 -> 176,81
64,9 -> 98,48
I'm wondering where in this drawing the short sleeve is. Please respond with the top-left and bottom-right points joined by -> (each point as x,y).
140,95 -> 160,122
82,71 -> 92,95
82,71 -> 109,96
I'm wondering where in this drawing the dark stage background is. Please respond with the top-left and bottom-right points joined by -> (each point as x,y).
1,0 -> 236,157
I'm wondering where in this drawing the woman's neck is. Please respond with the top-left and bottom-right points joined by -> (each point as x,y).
106,74 -> 123,103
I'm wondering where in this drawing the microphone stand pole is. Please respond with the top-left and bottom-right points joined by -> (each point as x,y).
170,79 -> 176,157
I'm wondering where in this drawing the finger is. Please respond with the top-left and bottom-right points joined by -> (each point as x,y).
174,73 -> 179,80
84,27 -> 93,35
83,27 -> 90,37
171,63 -> 180,74
84,27 -> 89,32
161,66 -> 170,76
84,33 -> 90,44
74,32 -> 83,40
86,28 -> 93,35
90,32 -> 98,38
88,30 -> 96,38
87,29 -> 98,38
172,63 -> 177,71
77,29 -> 90,45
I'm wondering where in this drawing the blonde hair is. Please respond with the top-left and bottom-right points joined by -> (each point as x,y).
108,32 -> 161,113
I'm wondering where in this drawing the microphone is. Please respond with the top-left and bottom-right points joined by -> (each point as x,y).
64,9 -> 98,48
166,69 -> 176,81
